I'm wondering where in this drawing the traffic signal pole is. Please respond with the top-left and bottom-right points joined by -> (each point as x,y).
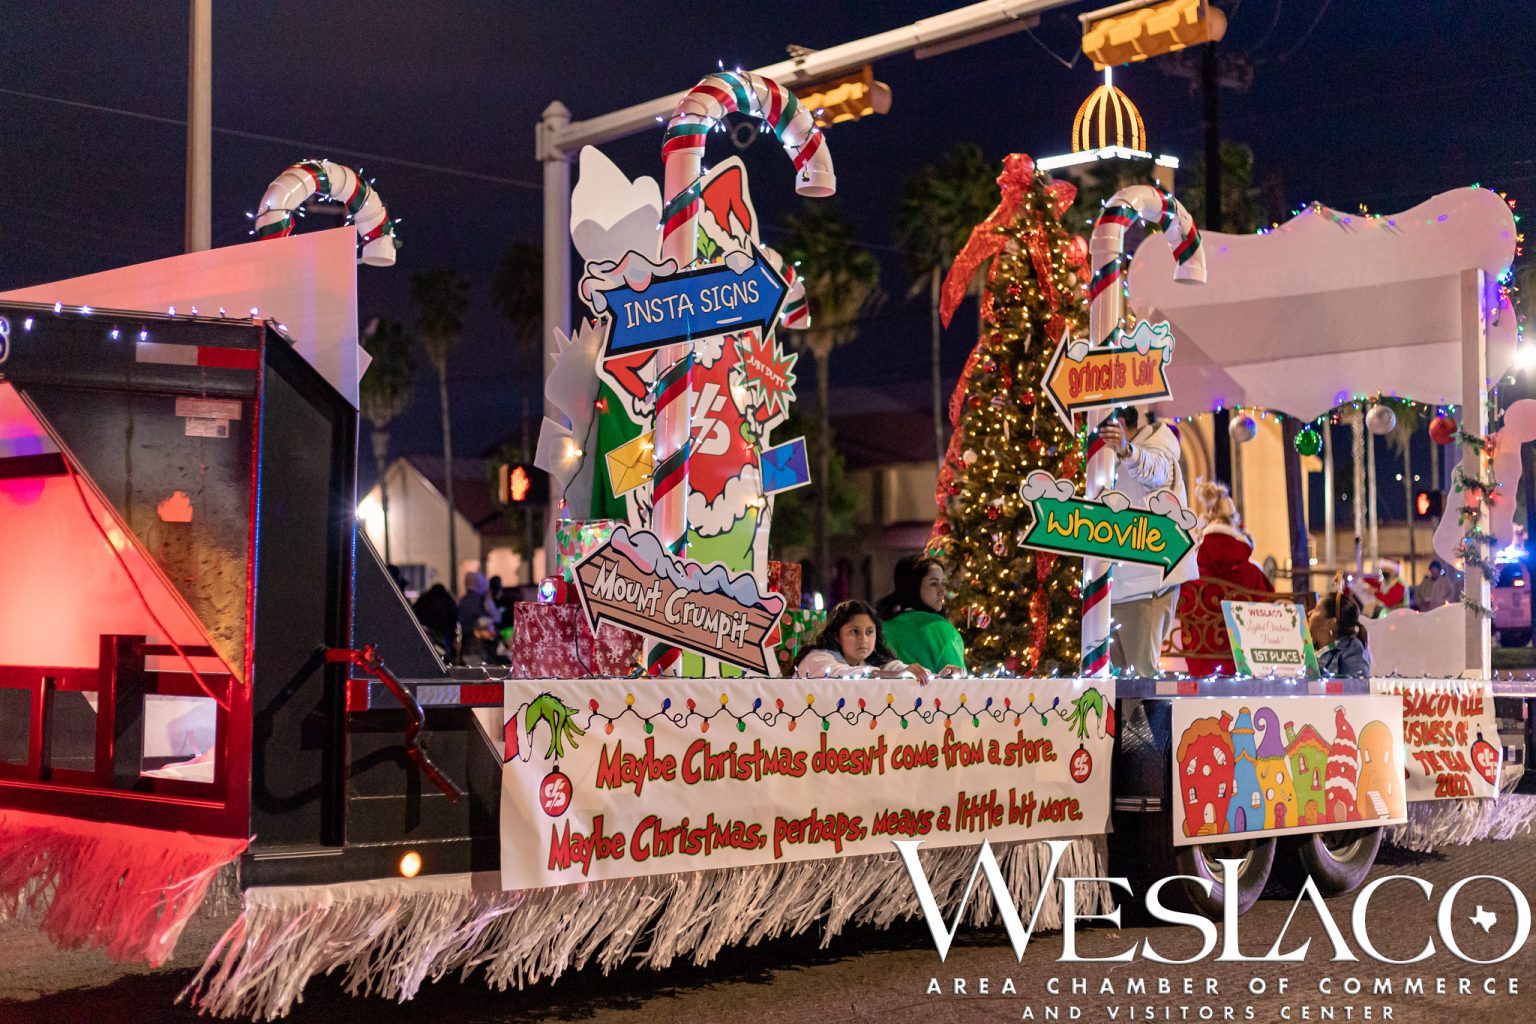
534,0 -> 1082,543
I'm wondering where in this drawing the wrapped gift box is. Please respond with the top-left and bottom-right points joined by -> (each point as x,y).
554,519 -> 619,583
511,602 -> 643,678
771,609 -> 826,673
767,560 -> 802,611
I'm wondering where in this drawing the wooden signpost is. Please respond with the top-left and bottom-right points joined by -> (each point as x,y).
1044,320 -> 1175,428
574,525 -> 786,674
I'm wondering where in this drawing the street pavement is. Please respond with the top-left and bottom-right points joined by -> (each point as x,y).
3,827 -> 1534,1024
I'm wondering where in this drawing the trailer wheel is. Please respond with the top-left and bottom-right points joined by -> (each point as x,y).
1166,836 -> 1276,917
1274,827 -> 1382,897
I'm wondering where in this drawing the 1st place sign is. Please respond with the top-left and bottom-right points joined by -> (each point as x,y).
601,244 -> 789,359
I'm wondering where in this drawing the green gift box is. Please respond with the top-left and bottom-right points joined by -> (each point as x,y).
773,609 -> 826,669
555,518 -> 619,583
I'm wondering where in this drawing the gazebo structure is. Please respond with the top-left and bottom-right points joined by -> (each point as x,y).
1130,186 -> 1520,678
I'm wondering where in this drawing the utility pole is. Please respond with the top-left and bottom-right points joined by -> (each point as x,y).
184,0 -> 212,253
1202,37 -> 1232,487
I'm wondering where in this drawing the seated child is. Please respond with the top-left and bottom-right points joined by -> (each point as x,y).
795,600 -> 935,684
1309,590 -> 1371,678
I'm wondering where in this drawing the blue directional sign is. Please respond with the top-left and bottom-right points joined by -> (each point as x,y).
601,244 -> 789,358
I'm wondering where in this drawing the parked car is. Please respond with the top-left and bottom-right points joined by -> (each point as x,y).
1493,559 -> 1531,647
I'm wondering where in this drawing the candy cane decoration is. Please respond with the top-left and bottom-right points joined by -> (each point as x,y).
761,244 -> 810,330
644,71 -> 835,677
1081,186 -> 1204,677
254,159 -> 398,266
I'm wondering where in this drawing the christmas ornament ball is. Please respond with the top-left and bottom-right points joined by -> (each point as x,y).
1366,403 -> 1397,435
1430,415 -> 1458,445
1294,427 -> 1322,457
1228,415 -> 1257,444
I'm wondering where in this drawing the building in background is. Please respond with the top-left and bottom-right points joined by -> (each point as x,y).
357,456 -> 544,595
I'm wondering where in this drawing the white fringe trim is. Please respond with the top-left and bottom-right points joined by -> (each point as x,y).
183,836 -> 1108,1020
1388,793 -> 1536,852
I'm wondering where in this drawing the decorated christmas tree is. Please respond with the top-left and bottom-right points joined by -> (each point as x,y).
927,154 -> 1090,673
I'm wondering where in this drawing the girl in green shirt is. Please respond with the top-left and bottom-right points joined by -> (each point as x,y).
879,555 -> 967,675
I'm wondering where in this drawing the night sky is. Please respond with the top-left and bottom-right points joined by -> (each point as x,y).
3,1 -> 1533,465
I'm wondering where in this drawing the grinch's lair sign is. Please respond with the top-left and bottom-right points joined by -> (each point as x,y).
575,525 -> 786,674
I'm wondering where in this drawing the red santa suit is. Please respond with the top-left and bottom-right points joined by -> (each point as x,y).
1177,523 -> 1274,677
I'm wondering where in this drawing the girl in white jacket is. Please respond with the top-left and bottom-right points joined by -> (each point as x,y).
794,600 -> 934,683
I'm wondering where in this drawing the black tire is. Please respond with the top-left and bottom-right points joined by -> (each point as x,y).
1165,836 -> 1277,917
1501,629 -> 1531,648
1273,827 -> 1382,897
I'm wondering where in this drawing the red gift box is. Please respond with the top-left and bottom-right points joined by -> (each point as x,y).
511,602 -> 642,678
768,560 -> 802,611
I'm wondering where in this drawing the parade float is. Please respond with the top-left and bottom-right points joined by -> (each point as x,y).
0,66 -> 1530,1021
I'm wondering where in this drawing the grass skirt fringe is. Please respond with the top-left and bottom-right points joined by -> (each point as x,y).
183,835 -> 1109,1021
0,808 -> 246,966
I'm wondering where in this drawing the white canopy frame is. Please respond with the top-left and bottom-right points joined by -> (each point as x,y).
1128,187 -> 1522,678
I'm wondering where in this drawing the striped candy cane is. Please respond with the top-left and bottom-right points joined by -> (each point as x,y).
761,244 -> 810,330
254,158 -> 398,266
1081,185 -> 1205,677
646,71 -> 835,677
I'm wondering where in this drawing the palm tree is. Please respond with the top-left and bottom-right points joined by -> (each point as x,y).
493,241 -> 544,371
782,204 -> 882,589
359,317 -> 416,564
895,145 -> 999,467
412,268 -> 471,594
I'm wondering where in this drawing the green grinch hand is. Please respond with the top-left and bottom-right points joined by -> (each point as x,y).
1068,689 -> 1107,740
525,694 -> 586,760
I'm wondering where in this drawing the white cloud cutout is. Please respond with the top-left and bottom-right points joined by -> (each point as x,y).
1101,492 -> 1131,513
579,251 -> 679,314
1146,489 -> 1198,530
1019,471 -> 1077,503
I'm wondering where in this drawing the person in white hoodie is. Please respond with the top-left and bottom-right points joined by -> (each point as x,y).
1096,407 -> 1198,676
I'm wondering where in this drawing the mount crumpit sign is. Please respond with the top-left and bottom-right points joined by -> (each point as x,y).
574,525 -> 786,674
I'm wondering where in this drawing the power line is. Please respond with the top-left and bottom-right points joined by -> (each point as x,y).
1272,0 -> 1332,63
0,87 -> 542,191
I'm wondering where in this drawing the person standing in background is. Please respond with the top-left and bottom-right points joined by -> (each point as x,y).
1096,407 -> 1197,676
1414,559 -> 1455,611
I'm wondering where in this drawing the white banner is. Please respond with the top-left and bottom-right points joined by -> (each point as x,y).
1171,694 -> 1406,847
1371,678 -> 1501,801
501,677 -> 1115,890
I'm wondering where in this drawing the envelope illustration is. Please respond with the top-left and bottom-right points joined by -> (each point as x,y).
606,430 -> 655,496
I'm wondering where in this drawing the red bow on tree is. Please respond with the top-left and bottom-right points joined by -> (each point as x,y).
938,153 -> 1077,328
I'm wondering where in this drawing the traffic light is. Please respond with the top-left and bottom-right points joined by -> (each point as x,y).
794,66 -> 892,128
497,463 -> 547,506
1080,0 -> 1227,70
1415,490 -> 1444,519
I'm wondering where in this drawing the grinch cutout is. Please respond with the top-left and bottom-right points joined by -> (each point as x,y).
556,151 -> 805,674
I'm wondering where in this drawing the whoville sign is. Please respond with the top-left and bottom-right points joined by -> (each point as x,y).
1016,471 -> 1196,580
1043,320 -> 1175,429
574,524 -> 786,674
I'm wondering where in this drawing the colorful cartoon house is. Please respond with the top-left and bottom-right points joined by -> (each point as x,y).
1252,707 -> 1299,830
1356,720 -> 1402,820
1324,706 -> 1361,823
1224,707 -> 1265,833
1176,716 -> 1236,837
1284,721 -> 1330,826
